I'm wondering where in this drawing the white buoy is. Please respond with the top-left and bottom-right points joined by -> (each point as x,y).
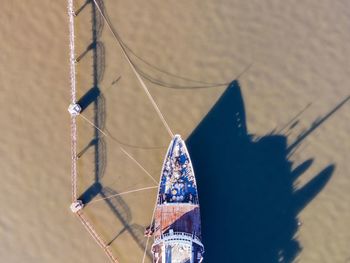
68,103 -> 81,116
70,200 -> 84,213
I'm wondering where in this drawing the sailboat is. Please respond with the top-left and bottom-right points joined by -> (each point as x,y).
148,135 -> 204,262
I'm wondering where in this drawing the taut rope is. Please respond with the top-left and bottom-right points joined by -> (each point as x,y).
92,0 -> 174,138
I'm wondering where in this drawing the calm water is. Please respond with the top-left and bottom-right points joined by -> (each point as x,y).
1,0 -> 349,262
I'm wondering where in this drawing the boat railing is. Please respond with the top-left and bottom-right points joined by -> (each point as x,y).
154,231 -> 203,248
158,194 -> 199,205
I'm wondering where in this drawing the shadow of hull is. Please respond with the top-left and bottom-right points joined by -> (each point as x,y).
187,81 -> 334,263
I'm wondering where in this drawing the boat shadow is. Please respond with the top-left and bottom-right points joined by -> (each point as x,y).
73,2 -> 348,261
74,0 -> 152,260
186,80 -> 338,263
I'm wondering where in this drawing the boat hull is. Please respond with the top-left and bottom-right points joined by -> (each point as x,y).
151,135 -> 204,263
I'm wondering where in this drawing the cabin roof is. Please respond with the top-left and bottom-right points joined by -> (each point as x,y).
154,204 -> 201,239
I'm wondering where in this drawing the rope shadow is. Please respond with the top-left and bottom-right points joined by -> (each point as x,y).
92,0 -> 252,90
76,1 -> 152,260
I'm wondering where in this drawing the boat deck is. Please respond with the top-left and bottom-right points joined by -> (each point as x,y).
154,204 -> 201,239
158,135 -> 198,204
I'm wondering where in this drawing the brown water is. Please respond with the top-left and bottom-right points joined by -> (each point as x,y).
1,0 -> 349,262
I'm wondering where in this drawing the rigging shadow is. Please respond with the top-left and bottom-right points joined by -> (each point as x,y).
75,0 -> 151,259
74,1 -> 349,261
186,80 -> 341,263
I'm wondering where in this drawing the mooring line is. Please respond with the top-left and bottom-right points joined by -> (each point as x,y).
119,147 -> 158,184
80,113 -> 158,184
77,211 -> 119,263
79,111 -> 160,263
68,0 -> 77,104
68,0 -> 78,203
68,1 -> 118,262
80,114 -> 108,137
92,0 -> 174,138
90,186 -> 158,203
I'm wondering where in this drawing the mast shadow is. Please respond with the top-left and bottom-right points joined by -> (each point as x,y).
186,80 -> 340,263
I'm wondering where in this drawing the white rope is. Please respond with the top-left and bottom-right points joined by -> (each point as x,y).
80,114 -> 108,137
68,0 -> 76,104
70,117 -> 78,202
68,0 -> 78,203
79,112 -> 160,262
74,3 -> 172,262
120,147 -> 158,184
78,212 -> 119,263
90,186 -> 158,203
79,114 -> 158,185
68,2 -> 118,262
91,0 -> 174,138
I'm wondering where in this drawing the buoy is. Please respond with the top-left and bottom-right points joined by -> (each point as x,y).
68,103 -> 82,116
70,200 -> 84,213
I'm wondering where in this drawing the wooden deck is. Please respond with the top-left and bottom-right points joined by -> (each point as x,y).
154,204 -> 201,239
